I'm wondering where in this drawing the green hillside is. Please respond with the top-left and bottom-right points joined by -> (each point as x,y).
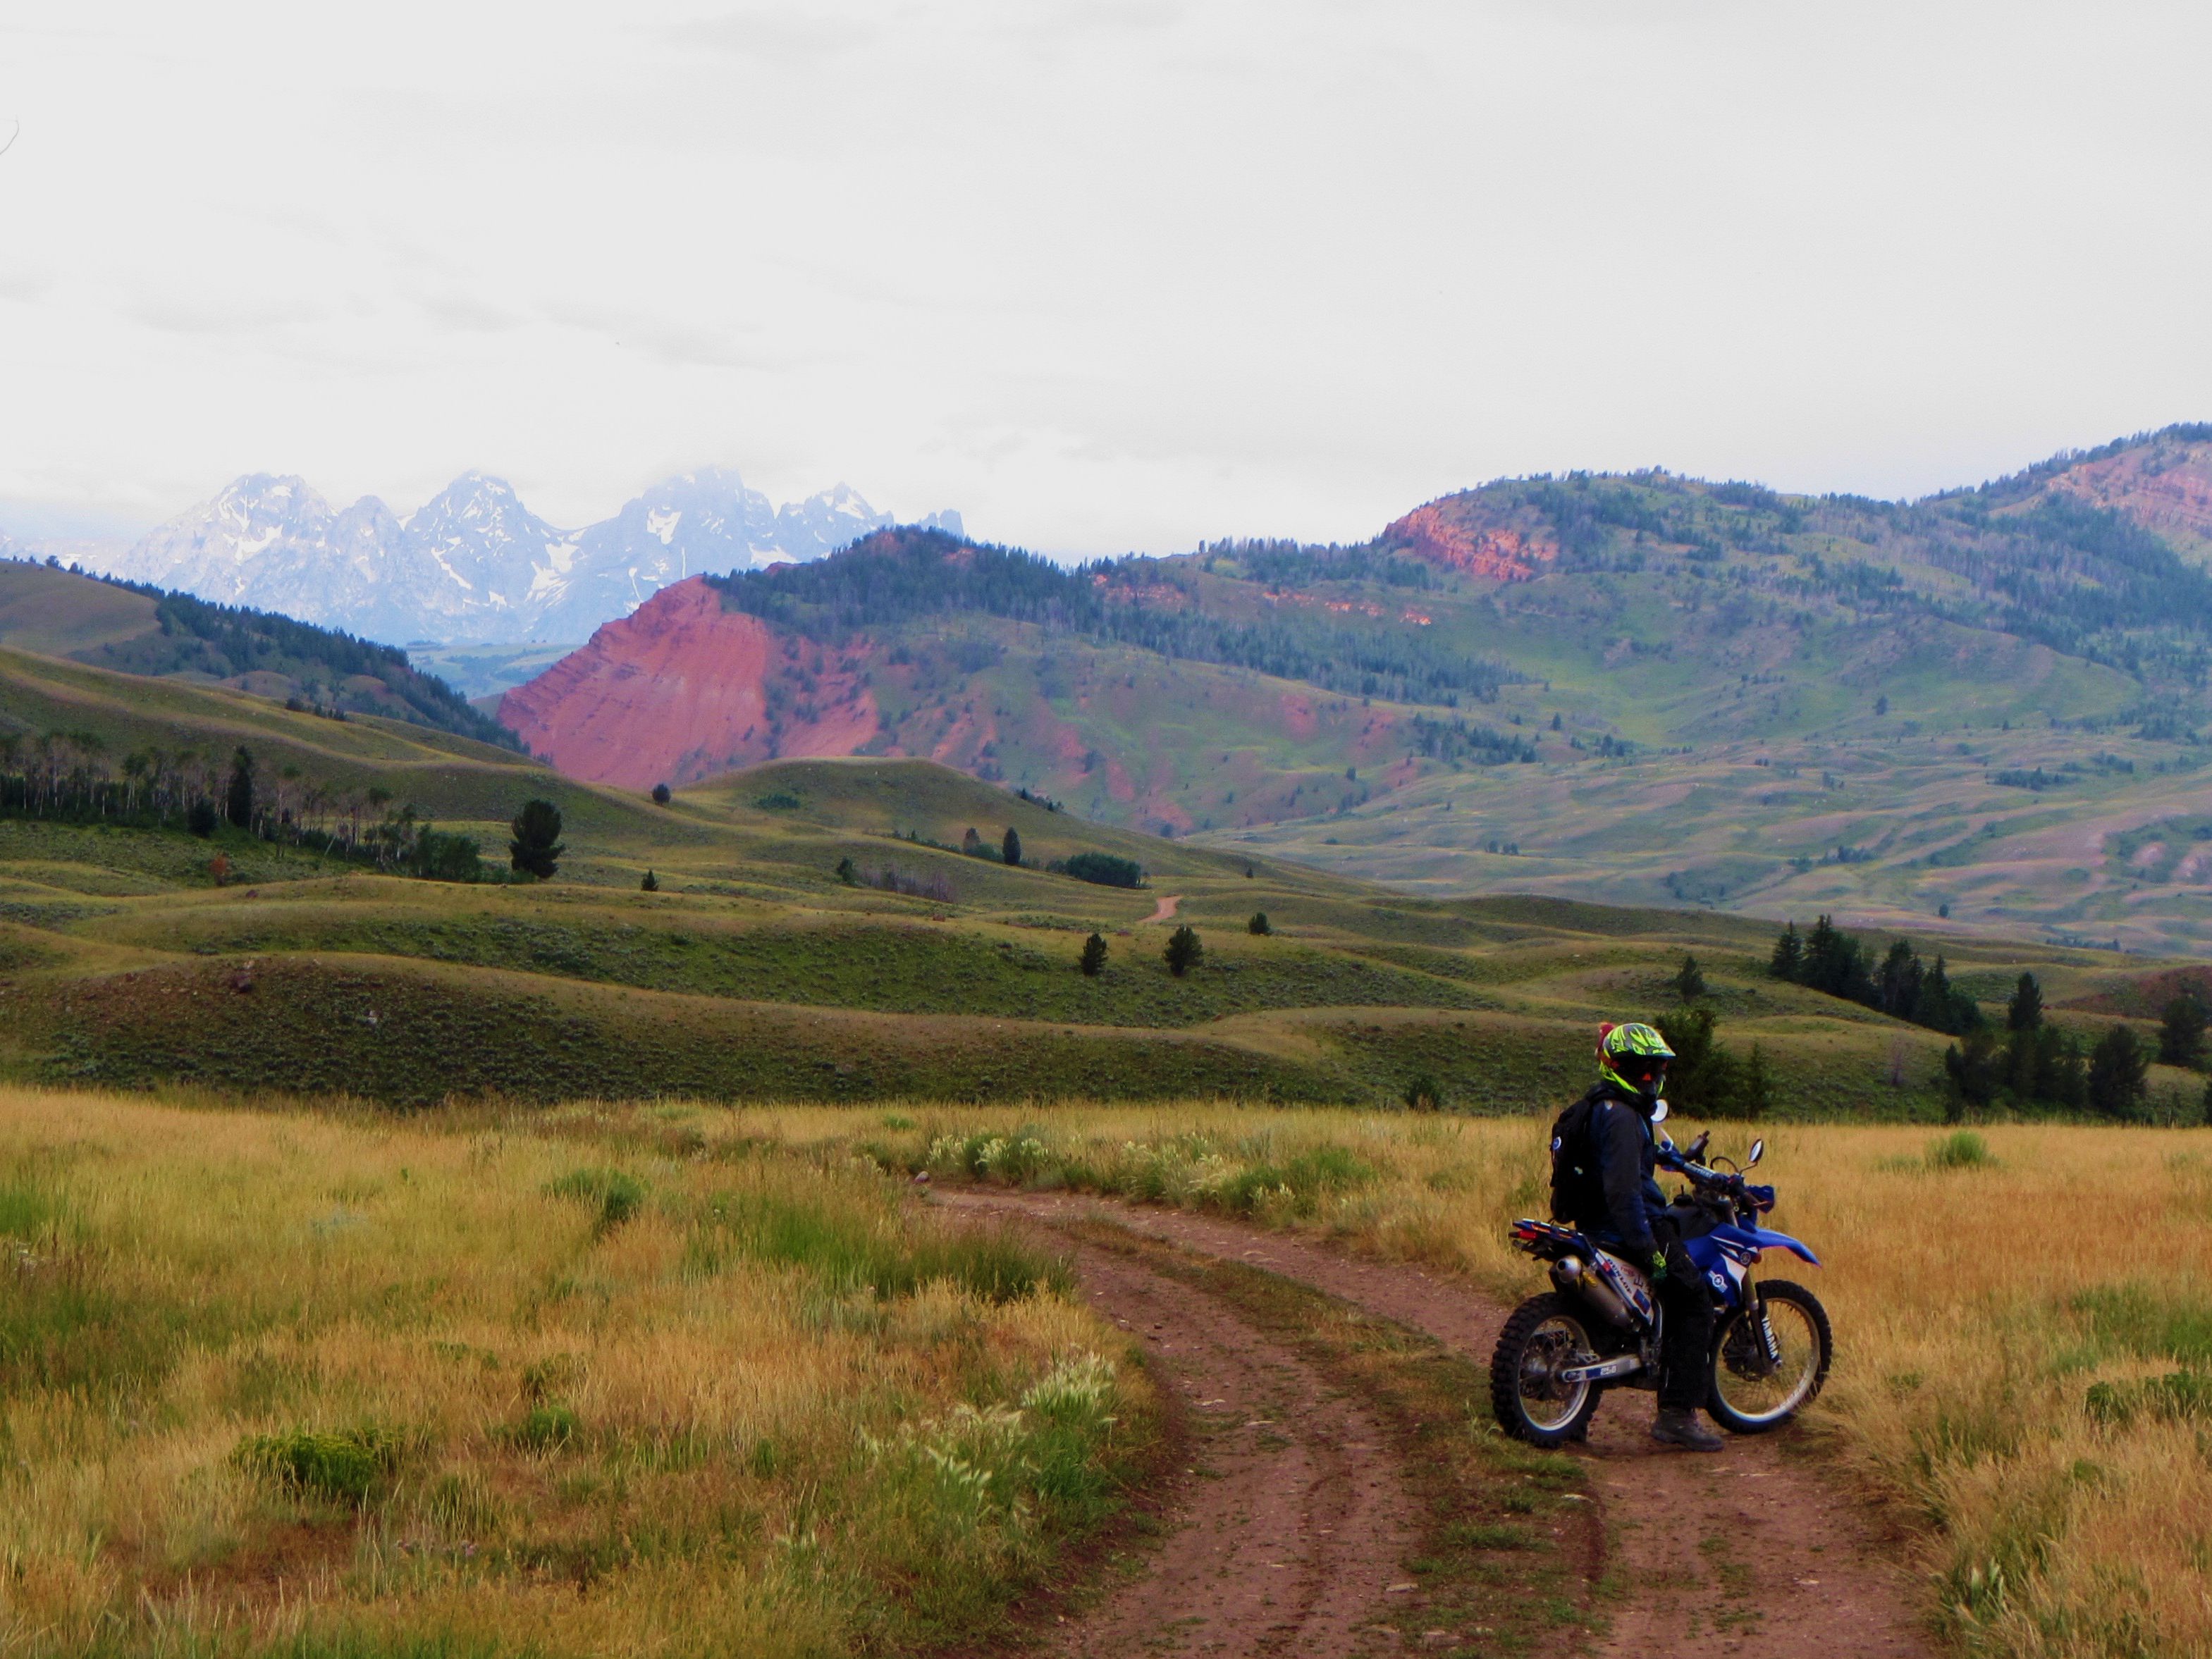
503,426 -> 2212,955
2,653 -> 2198,1121
1177,428 -> 2212,954
0,557 -> 516,748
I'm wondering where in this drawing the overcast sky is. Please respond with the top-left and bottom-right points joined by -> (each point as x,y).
1,1 -> 2207,554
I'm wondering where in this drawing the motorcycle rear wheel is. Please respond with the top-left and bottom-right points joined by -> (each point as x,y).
1706,1278 -> 1831,1433
1489,1292 -> 1606,1448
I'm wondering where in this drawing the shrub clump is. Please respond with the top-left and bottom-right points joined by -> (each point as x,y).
2085,1369 -> 2212,1426
512,1403 -> 581,1450
1928,1130 -> 1995,1169
233,1426 -> 407,1503
1050,852 -> 1145,889
546,1166 -> 649,1230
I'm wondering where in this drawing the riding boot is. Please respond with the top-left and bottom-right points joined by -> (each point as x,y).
1651,1407 -> 1723,1452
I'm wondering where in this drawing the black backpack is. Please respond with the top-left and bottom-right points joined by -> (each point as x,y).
1547,1090 -> 1608,1226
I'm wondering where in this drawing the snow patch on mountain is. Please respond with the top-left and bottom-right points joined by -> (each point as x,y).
83,469 -> 962,646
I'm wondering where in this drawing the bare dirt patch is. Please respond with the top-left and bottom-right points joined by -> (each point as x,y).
942,1188 -> 1930,1659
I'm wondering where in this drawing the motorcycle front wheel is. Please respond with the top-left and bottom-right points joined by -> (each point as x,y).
1707,1278 -> 1831,1433
1489,1292 -> 1605,1448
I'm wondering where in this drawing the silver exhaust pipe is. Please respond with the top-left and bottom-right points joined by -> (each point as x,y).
1552,1255 -> 1633,1328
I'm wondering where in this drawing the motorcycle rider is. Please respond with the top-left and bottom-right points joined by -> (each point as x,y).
1549,1021 -> 1723,1452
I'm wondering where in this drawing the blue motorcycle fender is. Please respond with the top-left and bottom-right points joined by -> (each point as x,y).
1708,1221 -> 1821,1267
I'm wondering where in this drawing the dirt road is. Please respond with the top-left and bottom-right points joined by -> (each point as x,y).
939,1188 -> 1929,1659
1007,1219 -> 1418,1655
1143,893 -> 1181,923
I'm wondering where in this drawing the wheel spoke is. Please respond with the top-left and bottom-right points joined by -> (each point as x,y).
1516,1314 -> 1592,1432
1713,1296 -> 1823,1423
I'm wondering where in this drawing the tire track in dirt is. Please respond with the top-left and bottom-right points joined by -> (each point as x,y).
942,1189 -> 1931,1659
987,1209 -> 1418,1656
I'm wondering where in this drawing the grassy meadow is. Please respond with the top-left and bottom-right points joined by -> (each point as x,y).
768,1104 -> 2209,1659
7,1083 -> 2212,1657
5,750 -> 2204,1123
0,1087 -> 1155,1659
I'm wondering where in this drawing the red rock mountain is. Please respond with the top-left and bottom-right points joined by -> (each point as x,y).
495,427 -> 2212,840
495,548 -> 1482,824
2044,432 -> 2212,559
1380,496 -> 1559,580
500,577 -> 878,790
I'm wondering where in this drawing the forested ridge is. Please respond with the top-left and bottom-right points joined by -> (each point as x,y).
710,527 -> 1519,706
5,558 -> 520,749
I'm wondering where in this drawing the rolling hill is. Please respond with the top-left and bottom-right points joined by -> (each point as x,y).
500,424 -> 2212,954
1,652 -> 2201,1119
0,557 -> 516,747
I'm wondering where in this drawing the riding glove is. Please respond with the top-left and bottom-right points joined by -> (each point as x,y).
1649,1250 -> 1668,1282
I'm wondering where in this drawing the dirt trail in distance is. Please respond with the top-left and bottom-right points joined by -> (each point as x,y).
940,1188 -> 1931,1659
1143,893 -> 1182,924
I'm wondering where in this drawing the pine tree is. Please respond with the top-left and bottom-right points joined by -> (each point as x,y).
651,783 -> 672,805
1875,940 -> 1923,1019
640,870 -> 658,892
1801,915 -> 1872,1002
1248,912 -> 1272,935
1673,953 -> 1707,1000
2087,1025 -> 2149,1118
1914,955 -> 1977,1035
2007,973 -> 2044,1032
1943,1030 -> 2001,1118
1164,924 -> 1203,977
1002,826 -> 1022,867
1769,922 -> 1803,981
226,746 -> 256,830
1079,932 -> 1108,977
2158,992 -> 2206,1069
509,798 -> 565,880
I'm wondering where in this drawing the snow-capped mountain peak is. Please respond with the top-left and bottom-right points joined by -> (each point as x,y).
85,468 -> 950,645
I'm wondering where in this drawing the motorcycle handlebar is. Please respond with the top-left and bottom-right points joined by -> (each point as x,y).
1661,1152 -> 1744,1193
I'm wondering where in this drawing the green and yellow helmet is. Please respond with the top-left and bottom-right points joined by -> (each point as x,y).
1597,1021 -> 1675,1100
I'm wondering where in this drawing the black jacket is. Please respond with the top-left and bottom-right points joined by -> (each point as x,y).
1568,1084 -> 1667,1254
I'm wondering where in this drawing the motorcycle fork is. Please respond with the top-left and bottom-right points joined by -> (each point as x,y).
1745,1271 -> 1783,1369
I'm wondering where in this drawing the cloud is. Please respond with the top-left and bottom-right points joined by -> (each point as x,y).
660,8 -> 882,66
124,292 -> 333,338
414,292 -> 528,335
539,300 -> 816,372
0,264 -> 52,304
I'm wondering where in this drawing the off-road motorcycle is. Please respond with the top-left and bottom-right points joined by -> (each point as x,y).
1489,1120 -> 1832,1446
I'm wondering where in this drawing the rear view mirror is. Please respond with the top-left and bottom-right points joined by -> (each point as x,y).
1747,1137 -> 1766,1168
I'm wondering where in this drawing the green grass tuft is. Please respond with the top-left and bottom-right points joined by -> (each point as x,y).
545,1166 -> 649,1229
1928,1130 -> 1995,1169
233,1425 -> 407,1503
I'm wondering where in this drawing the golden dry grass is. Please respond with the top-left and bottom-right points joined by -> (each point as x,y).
737,1104 -> 2212,1659
0,1088 -> 1153,1659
